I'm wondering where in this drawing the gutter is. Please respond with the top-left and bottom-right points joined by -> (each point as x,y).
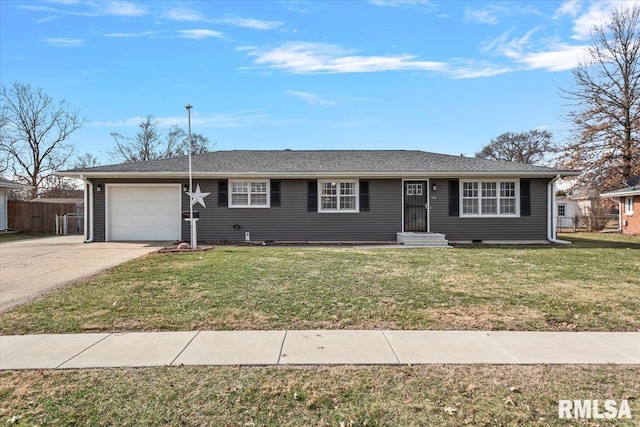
80,174 -> 94,243
548,174 -> 571,245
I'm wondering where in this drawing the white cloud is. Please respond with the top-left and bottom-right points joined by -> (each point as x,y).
553,0 -> 582,18
104,31 -> 157,38
22,0 -> 147,17
92,111 -> 269,129
95,1 -> 146,17
465,7 -> 499,25
368,0 -> 436,12
286,90 -> 337,107
215,17 -> 283,30
446,60 -> 512,79
517,44 -> 588,71
481,28 -> 540,59
242,42 -> 446,74
163,7 -> 205,22
464,3 -> 542,25
104,29 -> 225,39
178,29 -> 224,39
43,37 -> 84,46
570,1 -> 615,40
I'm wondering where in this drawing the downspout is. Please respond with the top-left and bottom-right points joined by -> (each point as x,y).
80,175 -> 94,243
548,174 -> 571,244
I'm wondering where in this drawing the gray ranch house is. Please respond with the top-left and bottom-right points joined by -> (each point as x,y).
61,150 -> 579,245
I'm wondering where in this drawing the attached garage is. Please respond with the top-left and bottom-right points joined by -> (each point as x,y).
106,184 -> 181,241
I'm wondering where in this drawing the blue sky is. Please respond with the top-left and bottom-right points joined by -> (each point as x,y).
0,0 -> 631,165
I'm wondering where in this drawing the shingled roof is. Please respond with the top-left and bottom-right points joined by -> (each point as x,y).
61,150 -> 578,178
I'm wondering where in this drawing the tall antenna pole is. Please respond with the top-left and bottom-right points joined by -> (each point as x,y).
185,104 -> 196,249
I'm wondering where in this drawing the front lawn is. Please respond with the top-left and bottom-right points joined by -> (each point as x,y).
1,365 -> 638,426
0,232 -> 54,244
1,233 -> 638,334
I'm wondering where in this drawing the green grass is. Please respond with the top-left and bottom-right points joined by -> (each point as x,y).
1,365 -> 638,426
0,232 -> 54,243
1,233 -> 639,334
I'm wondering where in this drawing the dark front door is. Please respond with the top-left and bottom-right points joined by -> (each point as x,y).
404,181 -> 428,232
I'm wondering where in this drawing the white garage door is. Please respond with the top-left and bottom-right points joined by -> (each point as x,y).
107,184 -> 181,241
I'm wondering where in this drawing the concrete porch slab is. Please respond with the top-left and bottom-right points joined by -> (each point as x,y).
484,331 -> 640,364
383,331 -> 518,364
0,333 -> 110,370
279,330 -> 399,365
173,331 -> 286,366
59,331 -> 197,369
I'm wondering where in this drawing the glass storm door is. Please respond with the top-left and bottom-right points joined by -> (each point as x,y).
404,181 -> 428,232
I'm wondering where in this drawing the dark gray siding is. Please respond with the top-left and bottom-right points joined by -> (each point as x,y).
90,177 -> 550,242
91,178 -> 402,242
190,179 -> 402,242
90,178 -> 186,242
429,178 -> 550,241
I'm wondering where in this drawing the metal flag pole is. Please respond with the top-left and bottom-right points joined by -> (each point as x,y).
185,104 -> 197,249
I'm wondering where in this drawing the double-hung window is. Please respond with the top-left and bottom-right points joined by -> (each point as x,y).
319,180 -> 359,212
461,180 -> 519,217
625,196 -> 634,215
229,180 -> 270,208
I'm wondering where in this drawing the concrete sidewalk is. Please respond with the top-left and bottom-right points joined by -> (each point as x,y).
1,330 -> 638,370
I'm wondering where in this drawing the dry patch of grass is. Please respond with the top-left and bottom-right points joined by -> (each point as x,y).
1,234 -> 639,334
1,366 -> 638,426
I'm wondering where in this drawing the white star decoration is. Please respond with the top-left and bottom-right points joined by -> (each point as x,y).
186,183 -> 211,208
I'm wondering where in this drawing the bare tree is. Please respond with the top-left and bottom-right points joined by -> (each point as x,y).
108,116 -> 211,163
74,152 -> 100,169
0,82 -> 84,198
475,129 -> 555,165
559,4 -> 640,191
108,115 -> 163,163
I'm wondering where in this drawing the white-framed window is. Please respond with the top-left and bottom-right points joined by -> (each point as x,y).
624,196 -> 634,215
229,180 -> 270,208
319,179 -> 359,213
558,204 -> 567,217
460,179 -> 519,217
406,183 -> 423,196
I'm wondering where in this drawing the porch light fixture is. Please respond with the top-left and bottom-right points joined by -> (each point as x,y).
96,184 -> 102,192
183,184 -> 189,192
432,182 -> 437,192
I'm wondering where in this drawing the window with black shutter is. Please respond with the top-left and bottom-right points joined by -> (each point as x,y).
218,180 -> 228,207
449,180 -> 459,217
307,180 -> 318,212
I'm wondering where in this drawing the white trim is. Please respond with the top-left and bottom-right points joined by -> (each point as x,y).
459,179 -> 520,218
317,179 -> 360,213
105,183 -> 182,241
401,179 -> 430,233
601,189 -> 640,198
228,179 -> 271,209
624,196 -> 634,215
61,170 -> 581,180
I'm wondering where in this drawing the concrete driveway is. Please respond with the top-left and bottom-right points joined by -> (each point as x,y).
0,236 -> 169,312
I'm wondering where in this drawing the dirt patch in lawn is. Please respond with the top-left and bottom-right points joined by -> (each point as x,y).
422,305 -> 545,330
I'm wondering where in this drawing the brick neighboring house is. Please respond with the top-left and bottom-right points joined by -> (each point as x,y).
600,185 -> 640,235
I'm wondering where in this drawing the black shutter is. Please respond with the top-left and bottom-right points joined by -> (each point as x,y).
271,181 -> 281,206
218,180 -> 228,207
448,180 -> 459,217
521,179 -> 531,216
360,181 -> 369,211
307,180 -> 318,212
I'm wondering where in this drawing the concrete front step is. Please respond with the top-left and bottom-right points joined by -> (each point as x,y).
396,232 -> 451,247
